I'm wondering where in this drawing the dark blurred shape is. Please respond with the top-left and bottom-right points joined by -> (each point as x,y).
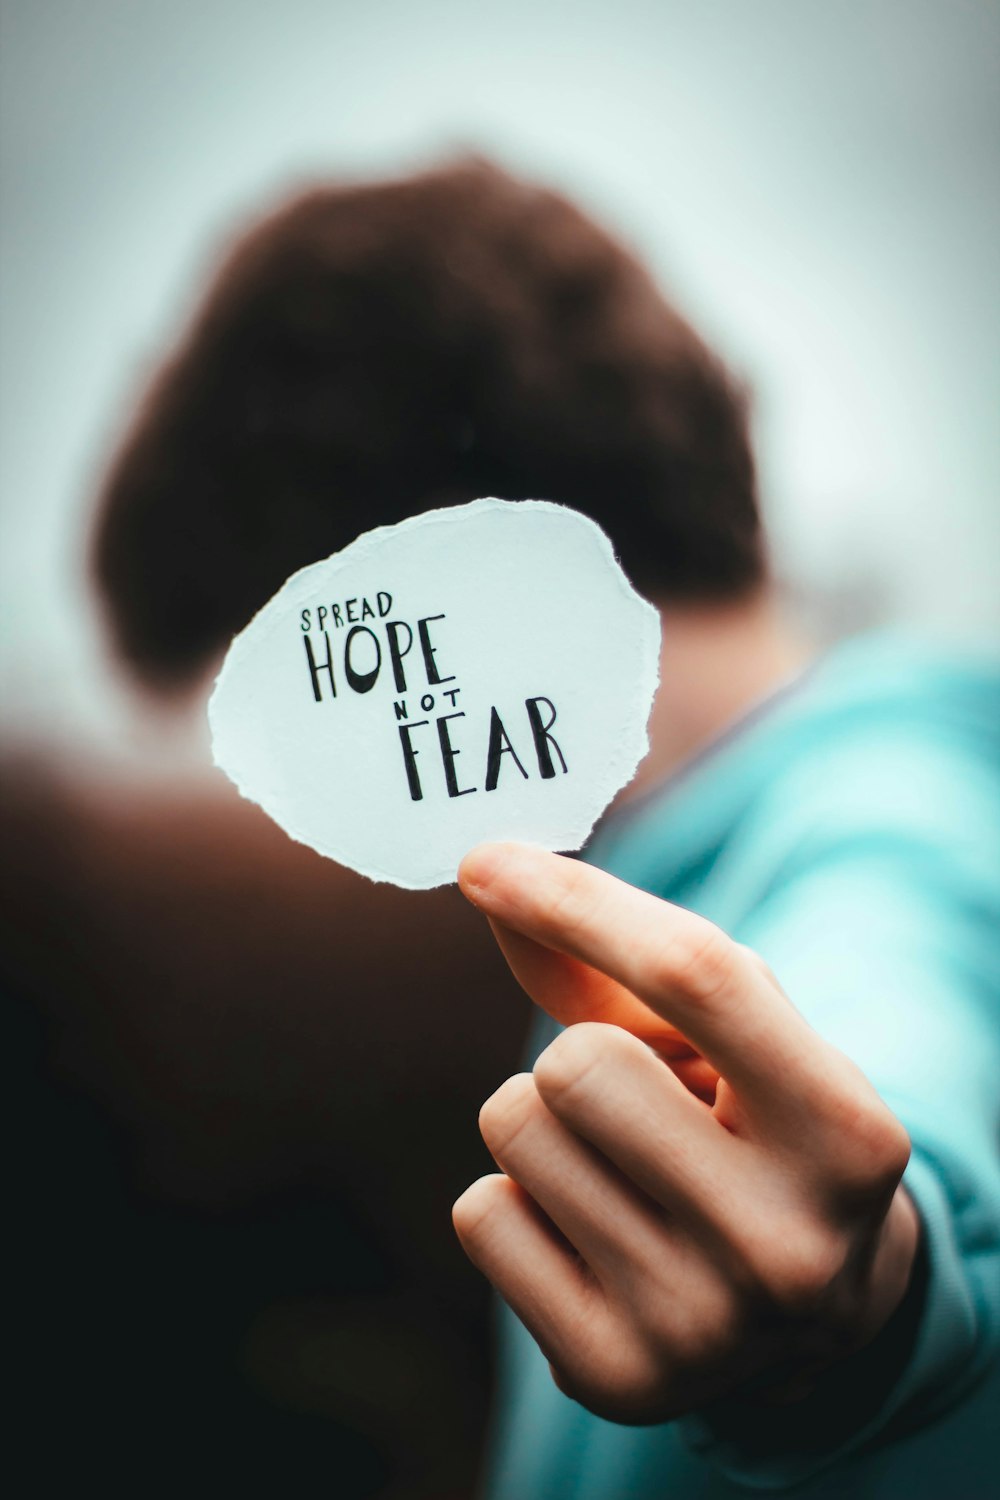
2,755 -> 526,1496
91,157 -> 762,687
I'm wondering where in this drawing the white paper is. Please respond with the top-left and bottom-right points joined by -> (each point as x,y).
209,498 -> 660,889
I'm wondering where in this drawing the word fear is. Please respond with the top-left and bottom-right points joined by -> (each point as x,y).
398,698 -> 568,801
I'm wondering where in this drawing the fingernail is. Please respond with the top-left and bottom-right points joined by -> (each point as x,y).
458,841 -> 545,907
457,842 -> 509,904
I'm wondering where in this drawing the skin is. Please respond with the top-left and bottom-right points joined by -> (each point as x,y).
623,591 -> 813,804
450,602 -> 921,1422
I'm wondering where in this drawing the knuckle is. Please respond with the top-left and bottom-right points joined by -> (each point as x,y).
641,1280 -> 742,1370
741,1222 -> 847,1316
646,1306 -> 701,1369
533,1022 -> 624,1108
542,860 -> 602,941
675,1293 -> 743,1369
770,1256 -> 837,1316
821,1071 -> 912,1199
877,1116 -> 912,1184
565,1338 -> 668,1425
654,918 -> 734,1005
848,1105 -> 911,1188
478,1073 -> 540,1158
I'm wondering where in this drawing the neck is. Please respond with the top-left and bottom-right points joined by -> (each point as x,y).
620,590 -> 812,805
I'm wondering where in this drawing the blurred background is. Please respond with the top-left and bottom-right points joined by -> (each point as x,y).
2,0 -> 999,757
1,3 -> 997,1497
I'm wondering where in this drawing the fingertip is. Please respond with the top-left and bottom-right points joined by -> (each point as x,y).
457,842 -> 503,902
452,1172 -> 508,1241
458,841 -> 546,905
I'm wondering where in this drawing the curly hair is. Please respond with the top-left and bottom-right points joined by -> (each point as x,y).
91,157 -> 764,685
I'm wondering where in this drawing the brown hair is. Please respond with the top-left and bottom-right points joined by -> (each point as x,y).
92,157 -> 764,685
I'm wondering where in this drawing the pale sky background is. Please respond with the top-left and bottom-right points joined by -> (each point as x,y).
2,0 -> 998,755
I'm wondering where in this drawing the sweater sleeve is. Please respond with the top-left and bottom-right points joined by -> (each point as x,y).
678,736 -> 1000,1488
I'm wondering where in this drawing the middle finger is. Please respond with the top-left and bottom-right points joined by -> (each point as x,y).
479,1072 -> 673,1287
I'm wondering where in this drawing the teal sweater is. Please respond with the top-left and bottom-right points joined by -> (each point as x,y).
485,634 -> 1000,1498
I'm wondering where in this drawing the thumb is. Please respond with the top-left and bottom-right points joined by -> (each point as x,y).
459,845 -> 721,1099
485,914 -> 691,1055
488,918 -> 718,1100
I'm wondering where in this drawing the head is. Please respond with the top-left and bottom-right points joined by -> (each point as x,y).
91,157 -> 765,689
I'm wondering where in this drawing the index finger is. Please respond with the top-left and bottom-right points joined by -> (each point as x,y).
458,842 -> 828,1109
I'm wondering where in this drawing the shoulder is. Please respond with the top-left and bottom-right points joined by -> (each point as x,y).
737,634 -> 1000,883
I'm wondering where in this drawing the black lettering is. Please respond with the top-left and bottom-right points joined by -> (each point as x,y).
393,699 -> 408,721
343,625 -> 381,693
485,708 -> 529,791
398,720 -> 429,801
386,621 -> 414,693
317,605 -> 328,631
377,592 -> 392,617
417,614 -> 456,686
443,687 -> 461,707
303,632 -> 336,702
526,696 -> 567,778
436,712 -> 476,797
332,603 -> 344,627
361,598 -> 375,620
346,598 -> 359,623
300,608 -> 311,632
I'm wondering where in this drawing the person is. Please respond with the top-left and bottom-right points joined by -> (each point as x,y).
90,158 -> 999,1496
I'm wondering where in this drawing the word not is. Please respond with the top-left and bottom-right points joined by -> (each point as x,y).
398,697 -> 567,801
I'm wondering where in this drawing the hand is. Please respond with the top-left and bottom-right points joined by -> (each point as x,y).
452,843 -> 919,1425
